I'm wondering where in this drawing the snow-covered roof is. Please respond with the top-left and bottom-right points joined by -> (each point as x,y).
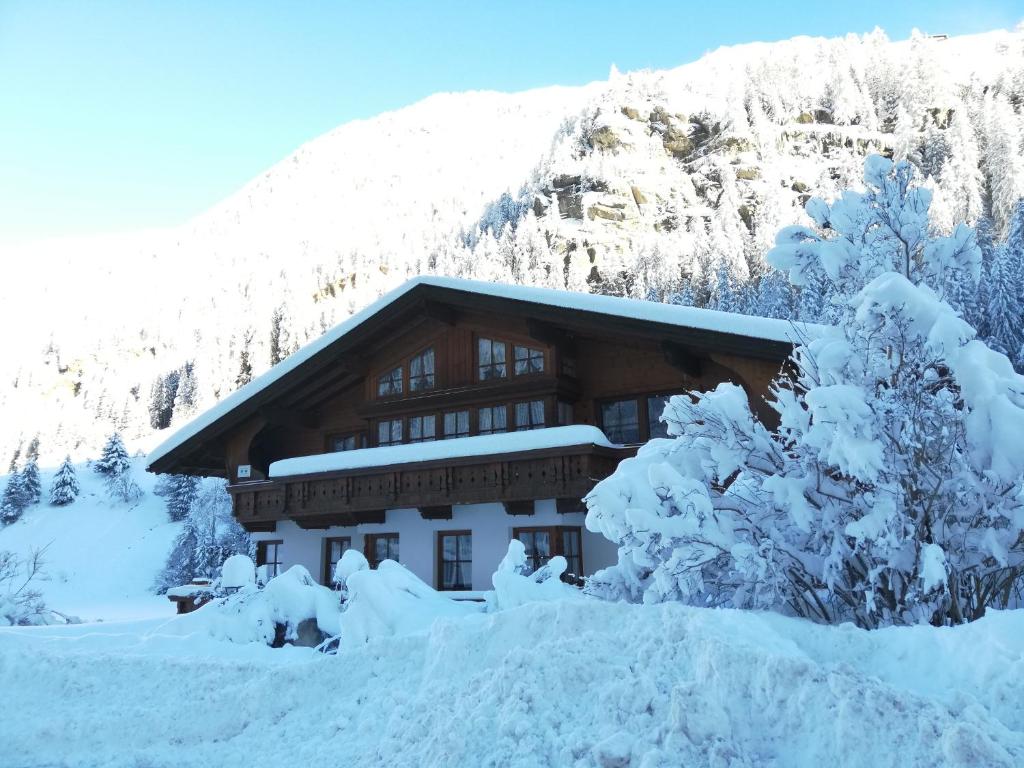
148,276 -> 807,471
268,425 -> 616,478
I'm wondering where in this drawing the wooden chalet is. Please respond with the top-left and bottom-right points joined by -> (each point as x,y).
147,277 -> 797,591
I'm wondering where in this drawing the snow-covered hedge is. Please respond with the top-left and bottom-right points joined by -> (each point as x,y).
586,156 -> 1024,628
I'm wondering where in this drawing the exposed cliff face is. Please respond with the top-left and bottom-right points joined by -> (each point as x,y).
2,28 -> 1022,462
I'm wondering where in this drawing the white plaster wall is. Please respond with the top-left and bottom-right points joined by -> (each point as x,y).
250,499 -> 619,589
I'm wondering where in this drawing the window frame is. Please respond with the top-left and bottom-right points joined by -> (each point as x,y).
408,413 -> 437,443
364,532 -> 400,569
514,399 -> 546,431
255,539 -> 283,579
324,431 -> 366,453
597,391 -> 681,444
436,530 -> 473,591
477,336 -> 509,381
511,526 -> 584,578
409,346 -> 436,393
323,536 -> 352,586
513,344 -> 545,376
477,403 -> 509,435
443,409 -> 470,440
376,418 -> 404,447
377,365 -> 404,398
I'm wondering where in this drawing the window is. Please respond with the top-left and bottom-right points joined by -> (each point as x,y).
409,414 -> 436,443
324,537 -> 351,586
514,345 -> 544,375
478,338 -> 507,380
647,395 -> 672,439
515,400 -> 545,431
438,531 -> 472,590
255,540 -> 283,579
377,419 -> 403,446
328,433 -> 362,452
513,526 -> 583,577
443,410 -> 469,440
378,365 -> 403,397
409,347 -> 435,392
478,404 -> 507,435
557,401 -> 574,426
601,399 -> 641,443
365,533 -> 399,568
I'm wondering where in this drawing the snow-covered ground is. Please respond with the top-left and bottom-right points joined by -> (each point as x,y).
0,457 -> 180,622
0,600 -> 1021,767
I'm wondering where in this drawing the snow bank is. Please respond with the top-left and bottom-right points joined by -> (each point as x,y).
2,602 -> 1023,766
270,425 -> 614,477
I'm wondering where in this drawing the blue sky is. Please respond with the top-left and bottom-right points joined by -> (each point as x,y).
1,1 -> 1020,244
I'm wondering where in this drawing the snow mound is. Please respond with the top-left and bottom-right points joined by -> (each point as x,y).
340,559 -> 482,645
1,602 -> 1023,766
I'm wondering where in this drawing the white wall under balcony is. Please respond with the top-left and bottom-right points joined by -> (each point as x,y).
251,499 -> 618,590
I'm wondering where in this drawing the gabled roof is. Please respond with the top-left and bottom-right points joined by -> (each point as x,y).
146,276 -> 810,474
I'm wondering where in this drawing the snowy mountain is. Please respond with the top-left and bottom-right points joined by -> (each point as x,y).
3,26 -> 1024,465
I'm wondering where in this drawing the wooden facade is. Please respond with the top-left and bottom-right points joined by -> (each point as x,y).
147,279 -> 793,552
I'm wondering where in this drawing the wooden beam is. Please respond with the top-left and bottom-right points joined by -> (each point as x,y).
660,340 -> 703,378
526,318 -> 576,355
503,500 -> 535,516
556,497 -> 586,514
259,405 -> 317,429
241,521 -> 277,533
418,505 -> 453,520
354,509 -> 386,525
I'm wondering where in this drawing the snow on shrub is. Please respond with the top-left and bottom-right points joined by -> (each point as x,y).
201,565 -> 341,646
490,539 -> 583,611
585,156 -> 1024,628
339,559 -> 481,645
219,554 -> 255,590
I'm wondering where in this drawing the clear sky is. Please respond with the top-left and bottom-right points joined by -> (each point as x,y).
1,1 -> 1020,244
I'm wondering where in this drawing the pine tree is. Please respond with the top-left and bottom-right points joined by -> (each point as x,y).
0,473 -> 27,525
94,433 -> 130,476
171,362 -> 199,425
25,437 -> 40,463
49,457 -> 80,506
269,308 -> 285,366
20,460 -> 41,506
165,474 -> 200,522
235,346 -> 253,389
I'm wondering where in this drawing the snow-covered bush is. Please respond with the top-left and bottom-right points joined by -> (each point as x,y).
199,565 -> 341,646
332,548 -> 369,603
339,559 -> 481,645
0,548 -> 74,626
48,456 -> 79,506
490,539 -> 583,611
219,554 -> 255,590
586,157 -> 1024,628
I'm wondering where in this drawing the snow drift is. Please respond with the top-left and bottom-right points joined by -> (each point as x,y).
1,601 -> 1022,766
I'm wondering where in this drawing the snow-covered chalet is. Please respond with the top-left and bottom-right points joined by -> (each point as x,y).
147,277 -> 796,591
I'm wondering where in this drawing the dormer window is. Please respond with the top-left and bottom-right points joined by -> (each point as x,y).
478,338 -> 507,381
409,348 -> 435,392
378,366 -> 403,397
514,345 -> 544,375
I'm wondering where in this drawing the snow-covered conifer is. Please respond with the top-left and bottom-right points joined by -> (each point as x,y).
20,460 -> 41,506
0,473 -> 27,525
93,433 -> 130,476
586,156 -> 1024,628
164,474 -> 199,522
49,457 -> 79,506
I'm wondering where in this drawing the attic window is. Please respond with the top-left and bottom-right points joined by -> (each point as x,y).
378,366 -> 403,397
410,348 -> 435,392
514,345 -> 544,375
478,338 -> 507,380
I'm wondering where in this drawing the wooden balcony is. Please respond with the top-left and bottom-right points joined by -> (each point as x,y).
227,442 -> 634,532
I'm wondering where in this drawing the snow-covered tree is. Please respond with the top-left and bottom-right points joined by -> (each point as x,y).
20,460 -> 41,506
93,433 -> 130,476
586,156 -> 1024,628
49,457 -> 79,506
164,474 -> 199,522
154,480 -> 251,592
0,473 -> 27,525
171,362 -> 199,424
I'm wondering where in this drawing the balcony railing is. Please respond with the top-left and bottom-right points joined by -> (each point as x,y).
227,441 -> 634,531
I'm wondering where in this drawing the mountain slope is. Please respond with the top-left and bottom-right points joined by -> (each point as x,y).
2,27 -> 1023,465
